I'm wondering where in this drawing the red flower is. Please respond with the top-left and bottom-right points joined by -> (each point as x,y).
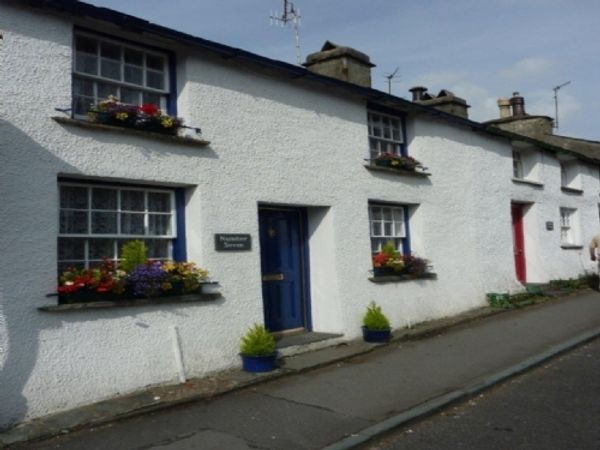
372,252 -> 389,268
140,103 -> 160,116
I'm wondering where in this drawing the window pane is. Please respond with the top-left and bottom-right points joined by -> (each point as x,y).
120,87 -> 142,105
392,208 -> 404,222
148,192 -> 171,212
60,185 -> 88,209
58,261 -> 85,274
97,82 -> 119,100
60,210 -> 88,234
121,190 -> 145,211
146,54 -> 164,71
101,58 -> 121,80
383,209 -> 392,221
142,92 -> 163,107
124,65 -> 144,86
149,214 -> 171,235
92,188 -> 117,210
146,70 -> 164,90
370,207 -> 382,220
124,49 -> 143,66
91,212 -> 117,234
73,77 -> 94,97
73,95 -> 95,115
372,222 -> 382,237
58,238 -> 85,260
75,36 -> 97,54
384,222 -> 392,236
100,42 -> 120,60
146,239 -> 170,259
121,213 -> 145,235
89,238 -> 115,260
75,52 -> 98,75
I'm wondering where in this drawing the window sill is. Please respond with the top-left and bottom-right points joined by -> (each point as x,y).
52,116 -> 211,148
512,178 -> 544,188
364,164 -> 431,178
560,245 -> 584,250
38,293 -> 222,312
368,272 -> 437,283
561,186 -> 584,195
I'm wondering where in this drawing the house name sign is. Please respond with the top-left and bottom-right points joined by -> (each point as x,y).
214,234 -> 252,251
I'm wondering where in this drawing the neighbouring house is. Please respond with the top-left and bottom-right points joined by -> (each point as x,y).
0,0 -> 598,430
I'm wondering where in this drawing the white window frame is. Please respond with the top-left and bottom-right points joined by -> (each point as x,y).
72,31 -> 170,116
369,204 -> 407,254
58,182 -> 176,270
513,150 -> 523,179
560,161 -> 582,190
559,207 -> 578,245
367,111 -> 405,159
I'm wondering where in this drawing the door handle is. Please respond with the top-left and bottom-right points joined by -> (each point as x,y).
262,273 -> 284,281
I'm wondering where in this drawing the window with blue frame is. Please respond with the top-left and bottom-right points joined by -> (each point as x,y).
368,203 -> 410,254
367,110 -> 406,160
58,181 -> 185,273
72,32 -> 172,116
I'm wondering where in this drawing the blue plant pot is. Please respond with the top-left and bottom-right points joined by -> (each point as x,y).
240,353 -> 277,373
362,326 -> 391,343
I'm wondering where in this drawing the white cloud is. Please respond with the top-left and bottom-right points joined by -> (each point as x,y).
500,57 -> 555,80
526,90 -> 581,123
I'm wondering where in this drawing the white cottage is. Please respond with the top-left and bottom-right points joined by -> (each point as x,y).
0,0 -> 598,429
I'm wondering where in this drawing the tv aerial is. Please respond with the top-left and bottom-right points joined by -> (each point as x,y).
553,81 -> 571,130
270,0 -> 302,65
384,67 -> 400,95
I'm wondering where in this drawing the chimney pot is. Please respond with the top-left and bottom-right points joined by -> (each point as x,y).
409,86 -> 428,102
510,92 -> 526,116
497,98 -> 511,118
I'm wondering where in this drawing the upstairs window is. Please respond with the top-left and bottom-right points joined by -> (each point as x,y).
512,150 -> 523,178
369,204 -> 409,254
560,161 -> 582,191
58,182 -> 177,273
72,33 -> 170,116
368,111 -> 405,159
511,145 -> 541,183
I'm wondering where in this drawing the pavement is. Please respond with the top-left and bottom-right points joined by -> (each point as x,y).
3,290 -> 600,449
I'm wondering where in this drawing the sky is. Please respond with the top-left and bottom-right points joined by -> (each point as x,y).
86,0 -> 600,140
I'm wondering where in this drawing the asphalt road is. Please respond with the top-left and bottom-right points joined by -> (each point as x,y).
359,336 -> 600,450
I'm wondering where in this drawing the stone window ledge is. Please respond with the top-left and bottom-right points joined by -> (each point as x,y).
364,164 -> 431,178
38,293 -> 222,312
52,116 -> 211,148
560,244 -> 584,250
369,272 -> 437,283
561,186 -> 584,195
512,177 -> 544,188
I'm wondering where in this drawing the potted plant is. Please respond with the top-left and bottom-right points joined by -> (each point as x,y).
362,301 -> 391,343
372,152 -> 424,172
372,241 -> 430,278
239,324 -> 277,373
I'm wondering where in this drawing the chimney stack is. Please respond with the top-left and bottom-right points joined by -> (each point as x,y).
303,41 -> 375,88
409,87 -> 470,119
510,92 -> 526,116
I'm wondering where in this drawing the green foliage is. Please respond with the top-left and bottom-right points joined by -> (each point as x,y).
381,241 -> 398,258
240,324 -> 276,356
487,292 -> 548,309
120,240 -> 148,273
549,276 -> 593,290
362,301 -> 391,331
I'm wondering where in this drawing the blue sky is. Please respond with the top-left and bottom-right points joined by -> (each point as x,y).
87,0 -> 600,140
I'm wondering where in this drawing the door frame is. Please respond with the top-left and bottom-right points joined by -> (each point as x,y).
511,202 -> 527,283
258,204 -> 312,332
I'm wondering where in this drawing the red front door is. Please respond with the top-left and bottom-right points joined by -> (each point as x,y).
511,203 -> 526,282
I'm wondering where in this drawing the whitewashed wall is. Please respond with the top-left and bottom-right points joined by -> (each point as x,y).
0,3 -> 596,429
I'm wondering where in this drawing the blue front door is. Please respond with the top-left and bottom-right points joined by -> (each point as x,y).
259,207 -> 308,332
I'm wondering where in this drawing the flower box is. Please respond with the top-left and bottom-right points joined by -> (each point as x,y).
87,97 -> 183,136
370,153 -> 426,173
372,241 -> 431,278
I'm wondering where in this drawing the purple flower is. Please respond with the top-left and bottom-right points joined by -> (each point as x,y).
127,261 -> 167,297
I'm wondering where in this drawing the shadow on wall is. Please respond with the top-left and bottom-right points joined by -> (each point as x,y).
0,119 -> 80,430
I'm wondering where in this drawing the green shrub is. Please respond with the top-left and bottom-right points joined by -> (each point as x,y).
363,301 -> 391,330
120,240 -> 148,272
240,324 -> 276,356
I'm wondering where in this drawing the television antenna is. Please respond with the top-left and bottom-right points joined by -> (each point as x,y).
553,80 -> 571,129
384,67 -> 400,95
270,0 -> 302,65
